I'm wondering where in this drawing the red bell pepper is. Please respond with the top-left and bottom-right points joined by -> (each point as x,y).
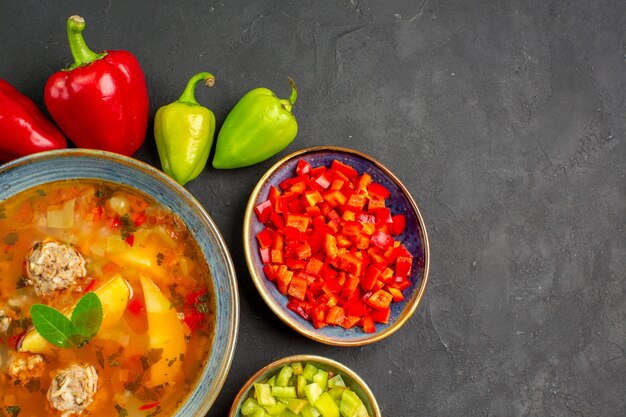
0,79 -> 66,161
44,16 -> 148,156
256,158 -> 418,334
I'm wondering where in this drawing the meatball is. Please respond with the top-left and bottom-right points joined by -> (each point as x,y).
48,364 -> 98,417
26,241 -> 87,297
8,353 -> 45,381
0,309 -> 10,333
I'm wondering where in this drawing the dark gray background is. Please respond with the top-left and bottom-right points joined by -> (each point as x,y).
1,1 -> 625,416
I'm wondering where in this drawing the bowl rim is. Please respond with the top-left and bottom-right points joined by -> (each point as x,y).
228,354 -> 382,417
243,145 -> 430,346
0,148 -> 240,417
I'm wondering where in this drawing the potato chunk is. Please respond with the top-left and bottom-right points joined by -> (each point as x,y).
20,275 -> 130,354
140,275 -> 187,387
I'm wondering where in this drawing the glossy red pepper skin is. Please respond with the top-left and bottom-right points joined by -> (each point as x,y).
44,16 -> 148,156
0,79 -> 66,162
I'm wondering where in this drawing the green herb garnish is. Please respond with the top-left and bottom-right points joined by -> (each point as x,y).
3,232 -> 18,246
5,406 -> 20,417
30,292 -> 102,349
114,404 -> 129,417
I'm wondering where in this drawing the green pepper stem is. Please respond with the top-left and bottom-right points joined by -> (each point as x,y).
67,15 -> 106,70
280,77 -> 298,112
178,72 -> 215,105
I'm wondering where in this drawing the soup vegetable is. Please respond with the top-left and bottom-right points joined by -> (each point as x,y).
0,180 -> 215,417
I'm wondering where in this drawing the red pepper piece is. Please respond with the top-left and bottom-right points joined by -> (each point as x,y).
338,252 -> 363,276
361,265 -> 381,291
0,79 -> 66,162
367,183 -> 391,200
304,190 -> 324,207
305,258 -> 324,276
184,310 -> 205,331
269,212 -> 285,229
296,159 -> 312,176
387,286 -> 405,302
344,296 -> 368,317
45,16 -> 148,156
365,289 -> 393,310
370,307 -> 390,324
295,241 -> 312,260
345,193 -> 367,212
287,299 -> 310,320
259,247 -> 271,264
371,230 -> 394,250
395,256 -> 413,277
340,315 -> 361,329
355,173 -> 372,192
315,172 -> 332,189
127,298 -> 146,316
285,214 -> 309,233
375,208 -> 393,226
326,306 -> 346,325
139,402 -> 160,411
256,229 -> 274,248
124,234 -> 135,247
287,275 -> 308,301
331,160 -> 359,179
312,305 -> 327,329
263,264 -> 276,281
323,190 -> 348,208
255,199 -> 273,223
367,198 -> 386,213
391,214 -> 407,235
276,265 -> 293,295
268,185 -> 281,203
361,315 -> 376,333
341,274 -> 359,299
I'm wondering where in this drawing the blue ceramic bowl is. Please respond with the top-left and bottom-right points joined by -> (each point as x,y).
243,146 -> 430,346
0,149 -> 239,417
228,354 -> 382,417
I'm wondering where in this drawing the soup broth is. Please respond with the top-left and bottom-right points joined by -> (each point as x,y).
0,180 -> 215,417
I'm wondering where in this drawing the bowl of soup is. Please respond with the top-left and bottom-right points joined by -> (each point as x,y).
0,149 -> 239,417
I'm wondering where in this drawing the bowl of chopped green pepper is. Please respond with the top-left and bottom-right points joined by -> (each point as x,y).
229,354 -> 381,417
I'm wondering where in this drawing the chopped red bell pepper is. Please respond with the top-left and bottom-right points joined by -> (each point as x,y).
361,315 -> 376,333
255,158 -> 417,334
331,160 -> 359,178
285,213 -> 309,232
255,199 -> 273,223
288,275 -> 308,301
391,214 -> 407,235
367,182 -> 391,200
365,289 -> 393,310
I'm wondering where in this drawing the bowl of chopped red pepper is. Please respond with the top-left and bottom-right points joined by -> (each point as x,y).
243,146 -> 430,346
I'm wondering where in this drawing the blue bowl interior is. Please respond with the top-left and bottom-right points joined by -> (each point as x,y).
249,149 -> 427,343
0,150 -> 238,417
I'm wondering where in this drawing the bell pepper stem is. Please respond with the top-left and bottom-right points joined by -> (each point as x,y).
178,72 -> 215,105
280,77 -> 298,112
67,15 -> 106,70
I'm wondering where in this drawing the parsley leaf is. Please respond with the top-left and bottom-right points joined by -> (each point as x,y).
30,304 -> 77,348
3,232 -> 18,246
71,292 -> 102,339
30,293 -> 102,349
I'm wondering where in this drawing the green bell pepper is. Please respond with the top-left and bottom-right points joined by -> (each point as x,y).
212,78 -> 298,169
154,72 -> 216,185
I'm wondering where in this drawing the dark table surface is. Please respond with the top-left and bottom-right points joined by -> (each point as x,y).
2,1 -> 625,416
